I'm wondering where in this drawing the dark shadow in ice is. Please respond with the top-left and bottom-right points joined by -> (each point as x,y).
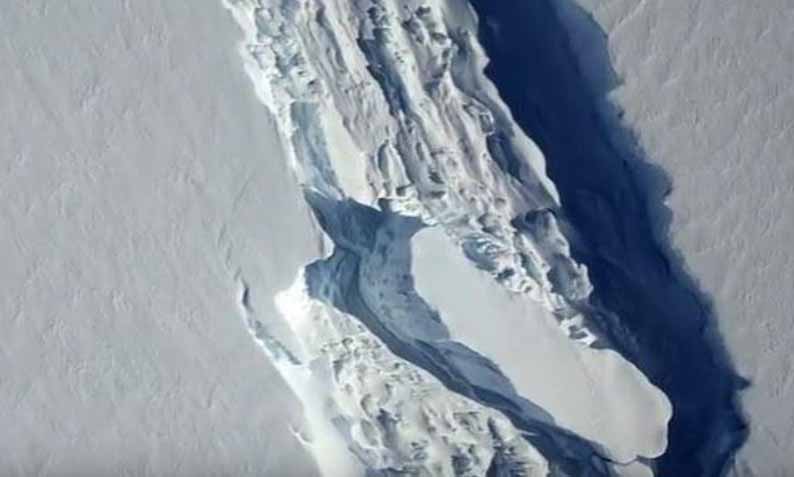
466,1 -> 748,475
302,192 -> 614,475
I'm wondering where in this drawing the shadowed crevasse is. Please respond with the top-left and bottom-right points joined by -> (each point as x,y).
466,1 -> 748,475
302,193 -> 613,475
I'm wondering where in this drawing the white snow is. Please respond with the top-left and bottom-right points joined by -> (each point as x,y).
562,0 -> 794,474
0,2 -> 320,475
269,267 -> 550,476
412,225 -> 671,464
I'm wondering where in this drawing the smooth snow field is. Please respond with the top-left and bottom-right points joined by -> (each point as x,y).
2,0 -> 792,476
0,2 -> 320,476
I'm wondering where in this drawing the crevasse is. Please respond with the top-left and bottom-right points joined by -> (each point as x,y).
222,0 -> 672,475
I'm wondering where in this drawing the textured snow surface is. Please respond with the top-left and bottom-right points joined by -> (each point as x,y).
223,0 -> 671,475
561,0 -> 794,475
0,2 -> 320,476
269,268 -> 550,477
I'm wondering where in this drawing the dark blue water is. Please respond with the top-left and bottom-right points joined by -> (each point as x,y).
466,1 -> 748,475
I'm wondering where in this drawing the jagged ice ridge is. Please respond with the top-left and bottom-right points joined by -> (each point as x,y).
222,0 -> 672,475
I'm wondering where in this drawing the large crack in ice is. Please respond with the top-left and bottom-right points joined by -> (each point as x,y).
222,0 -> 673,475
302,194 -> 613,475
223,0 -> 599,327
466,1 -> 749,474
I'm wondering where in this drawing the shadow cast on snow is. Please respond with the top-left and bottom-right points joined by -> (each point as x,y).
466,1 -> 748,475
303,193 -> 614,475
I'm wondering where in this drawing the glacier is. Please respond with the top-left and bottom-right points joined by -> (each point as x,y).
1,0 -> 767,475
221,0 -> 677,475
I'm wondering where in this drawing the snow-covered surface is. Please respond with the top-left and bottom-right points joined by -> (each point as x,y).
10,0 -> 777,474
561,0 -> 794,475
412,225 -> 669,465
269,267 -> 550,476
0,2 -> 320,475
